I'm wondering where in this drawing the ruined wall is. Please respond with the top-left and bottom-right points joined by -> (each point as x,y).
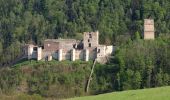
62,50 -> 71,60
105,46 -> 114,55
44,40 -> 60,52
75,50 -> 84,60
37,47 -> 42,61
84,49 -> 89,61
25,45 -> 39,59
96,57 -> 107,64
71,49 -> 75,61
41,50 -> 58,61
97,45 -> 106,58
59,39 -> 77,50
89,48 -> 97,60
24,31 -> 115,63
58,49 -> 62,61
32,51 -> 37,59
52,52 -> 58,60
144,19 -> 155,40
27,45 -> 34,59
42,51 -> 52,60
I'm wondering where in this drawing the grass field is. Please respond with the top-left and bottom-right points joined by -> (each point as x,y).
68,86 -> 170,100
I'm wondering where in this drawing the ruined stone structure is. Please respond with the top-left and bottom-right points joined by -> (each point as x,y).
23,31 -> 114,63
144,19 -> 155,40
23,19 -> 154,63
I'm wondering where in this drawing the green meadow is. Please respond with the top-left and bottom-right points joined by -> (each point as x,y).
68,86 -> 170,100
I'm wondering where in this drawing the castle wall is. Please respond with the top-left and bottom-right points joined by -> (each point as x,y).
23,19 -> 155,63
97,45 -> 106,58
89,49 -> 97,60
71,49 -> 76,61
58,49 -> 62,61
84,49 -> 89,61
37,47 -> 42,61
25,45 -> 39,60
44,39 -> 76,51
41,51 -> 58,61
75,50 -> 84,60
32,51 -> 37,59
24,30 -> 115,63
59,40 -> 76,50
105,46 -> 114,55
44,40 -> 59,52
52,52 -> 58,60
47,55 -> 52,61
62,50 -> 71,60
27,45 -> 34,59
96,57 -> 107,64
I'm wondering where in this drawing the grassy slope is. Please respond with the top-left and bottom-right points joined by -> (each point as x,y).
68,86 -> 170,100
12,61 -> 170,100
0,94 -> 44,100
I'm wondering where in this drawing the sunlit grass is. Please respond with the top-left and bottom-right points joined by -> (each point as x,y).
68,86 -> 170,100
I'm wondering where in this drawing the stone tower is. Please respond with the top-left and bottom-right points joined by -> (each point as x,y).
83,31 -> 99,49
144,19 -> 155,40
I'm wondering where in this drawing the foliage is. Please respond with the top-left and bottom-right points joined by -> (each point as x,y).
0,60 -> 92,99
114,35 -> 170,90
1,0 -> 170,65
0,0 -> 170,99
68,86 -> 170,100
90,35 -> 170,94
0,34 -> 170,99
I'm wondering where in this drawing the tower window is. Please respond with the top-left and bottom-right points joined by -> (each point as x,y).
89,43 -> 91,47
88,39 -> 90,42
98,49 -> 100,53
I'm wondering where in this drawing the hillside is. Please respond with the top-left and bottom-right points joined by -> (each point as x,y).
0,60 -> 94,99
0,0 -> 170,99
0,35 -> 169,99
1,0 -> 170,66
68,86 -> 170,100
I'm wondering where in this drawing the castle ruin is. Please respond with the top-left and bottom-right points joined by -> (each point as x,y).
23,31 -> 114,63
23,19 -> 155,63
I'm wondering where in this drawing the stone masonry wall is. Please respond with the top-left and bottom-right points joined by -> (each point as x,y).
144,19 -> 155,40
83,31 -> 99,49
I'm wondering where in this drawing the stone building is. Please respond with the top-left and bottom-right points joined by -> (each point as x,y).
23,19 -> 154,63
23,31 -> 114,63
144,19 -> 155,40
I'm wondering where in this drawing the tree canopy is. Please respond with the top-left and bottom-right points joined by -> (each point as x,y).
0,0 -> 170,65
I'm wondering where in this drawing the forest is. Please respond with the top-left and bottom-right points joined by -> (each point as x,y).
0,0 -> 169,99
0,0 -> 170,65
